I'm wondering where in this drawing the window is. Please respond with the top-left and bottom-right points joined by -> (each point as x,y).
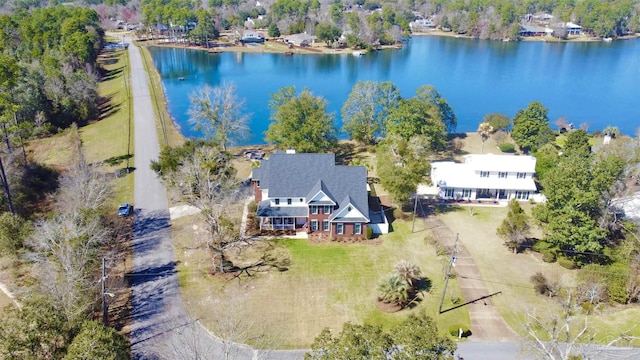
517,172 -> 526,179
480,171 -> 489,178
445,188 -> 455,198
354,223 -> 362,234
336,223 -> 344,234
300,198 -> 304,202
287,198 -> 292,205
498,172 -> 507,178
462,189 -> 471,198
323,205 -> 331,214
515,191 -> 530,200
311,206 -> 318,214
275,199 -> 280,205
322,221 -> 329,231
310,220 -> 318,231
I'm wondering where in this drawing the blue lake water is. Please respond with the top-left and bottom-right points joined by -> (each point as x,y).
149,36 -> 640,145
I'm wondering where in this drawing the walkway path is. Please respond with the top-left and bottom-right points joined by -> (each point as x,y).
423,214 -> 518,341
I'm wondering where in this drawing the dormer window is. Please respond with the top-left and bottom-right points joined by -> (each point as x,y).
287,198 -> 292,205
275,199 -> 280,205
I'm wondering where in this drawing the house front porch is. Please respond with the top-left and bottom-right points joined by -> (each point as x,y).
259,216 -> 307,231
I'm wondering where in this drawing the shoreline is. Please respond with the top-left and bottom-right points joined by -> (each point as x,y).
131,29 -> 640,57
411,28 -> 640,42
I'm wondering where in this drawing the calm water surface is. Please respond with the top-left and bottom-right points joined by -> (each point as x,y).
149,36 -> 640,145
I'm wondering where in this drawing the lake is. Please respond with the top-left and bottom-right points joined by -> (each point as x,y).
149,36 -> 640,145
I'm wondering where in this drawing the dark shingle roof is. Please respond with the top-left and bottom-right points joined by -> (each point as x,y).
253,152 -> 369,222
256,200 -> 308,217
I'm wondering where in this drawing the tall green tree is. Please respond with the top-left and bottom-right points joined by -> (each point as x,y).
342,81 -> 399,145
306,311 -> 455,360
511,101 -> 554,153
315,22 -> 342,46
64,321 -> 130,360
415,85 -> 457,134
563,129 -> 591,157
391,311 -> 456,360
376,135 -> 430,204
385,98 -> 447,151
266,86 -> 337,153
482,112 -> 511,132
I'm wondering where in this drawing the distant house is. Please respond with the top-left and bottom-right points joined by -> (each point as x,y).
564,22 -> 582,35
284,33 -> 316,47
410,19 -> 436,32
519,24 -> 552,37
241,30 -> 265,43
251,152 -> 379,239
430,154 -> 539,202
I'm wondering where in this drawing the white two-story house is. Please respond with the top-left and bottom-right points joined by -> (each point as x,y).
431,154 -> 539,201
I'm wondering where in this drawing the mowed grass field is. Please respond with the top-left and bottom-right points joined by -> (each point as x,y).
173,215 -> 470,349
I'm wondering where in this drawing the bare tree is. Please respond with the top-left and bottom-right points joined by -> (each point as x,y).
171,144 -> 243,273
57,124 -> 111,212
493,129 -> 508,146
188,83 -> 250,152
27,211 -> 109,325
523,290 -> 638,360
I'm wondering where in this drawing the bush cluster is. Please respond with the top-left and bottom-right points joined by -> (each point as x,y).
448,324 -> 471,338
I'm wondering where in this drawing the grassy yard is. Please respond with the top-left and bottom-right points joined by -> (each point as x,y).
437,205 -> 640,345
173,215 -> 470,349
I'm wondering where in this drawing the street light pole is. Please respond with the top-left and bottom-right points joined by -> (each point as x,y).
102,257 -> 107,326
438,234 -> 459,314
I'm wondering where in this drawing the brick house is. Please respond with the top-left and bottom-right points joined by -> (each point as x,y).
251,152 -> 370,239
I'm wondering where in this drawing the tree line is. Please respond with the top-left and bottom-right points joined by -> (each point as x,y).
130,0 -> 640,50
0,126 -> 130,358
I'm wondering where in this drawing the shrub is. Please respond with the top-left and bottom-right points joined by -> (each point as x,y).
531,240 -> 553,252
366,225 -> 374,240
448,324 -> 471,337
248,201 -> 258,213
557,257 -> 577,269
531,272 -> 551,296
499,143 -> 515,153
541,250 -> 556,263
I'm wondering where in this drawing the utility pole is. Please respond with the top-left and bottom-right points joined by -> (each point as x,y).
101,257 -> 107,326
438,234 -> 459,314
411,192 -> 419,232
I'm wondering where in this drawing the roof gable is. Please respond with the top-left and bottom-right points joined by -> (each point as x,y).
252,153 -> 369,222
330,196 -> 369,222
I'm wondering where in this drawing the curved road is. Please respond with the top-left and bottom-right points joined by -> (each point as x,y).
125,39 -> 639,360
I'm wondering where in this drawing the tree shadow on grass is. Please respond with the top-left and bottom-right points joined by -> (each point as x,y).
104,154 -> 133,166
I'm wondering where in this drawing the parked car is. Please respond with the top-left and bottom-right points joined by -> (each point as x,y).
118,202 -> 133,216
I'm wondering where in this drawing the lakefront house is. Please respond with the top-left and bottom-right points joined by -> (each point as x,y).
430,154 -> 540,202
251,152 -> 372,239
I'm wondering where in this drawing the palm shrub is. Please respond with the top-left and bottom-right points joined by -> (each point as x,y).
377,273 -> 409,307
394,260 -> 421,288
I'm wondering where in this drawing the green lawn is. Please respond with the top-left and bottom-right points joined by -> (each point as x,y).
174,216 -> 469,349
438,205 -> 640,345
